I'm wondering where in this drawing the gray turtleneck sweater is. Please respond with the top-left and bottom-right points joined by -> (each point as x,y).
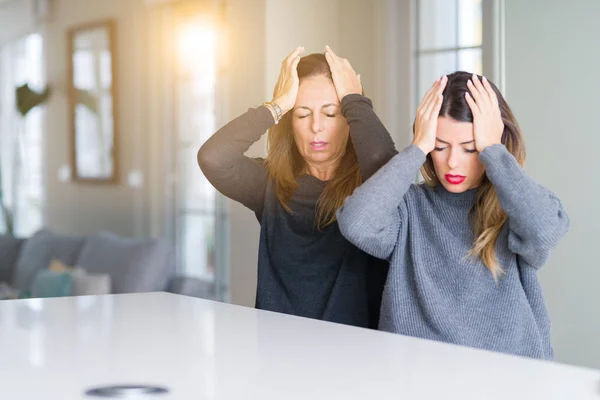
336,143 -> 569,359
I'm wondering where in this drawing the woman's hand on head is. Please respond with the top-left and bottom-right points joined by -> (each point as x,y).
271,46 -> 304,115
464,74 -> 504,152
412,75 -> 447,155
324,45 -> 362,102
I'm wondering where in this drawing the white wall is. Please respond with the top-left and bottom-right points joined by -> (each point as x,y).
371,0 -> 414,147
0,0 -> 35,44
504,0 -> 600,369
265,0 -> 340,97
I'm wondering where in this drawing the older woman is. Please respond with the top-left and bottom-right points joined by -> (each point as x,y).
197,46 -> 396,328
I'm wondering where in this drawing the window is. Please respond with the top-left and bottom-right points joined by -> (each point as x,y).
174,16 -> 227,300
0,33 -> 44,237
415,0 -> 482,102
72,28 -> 114,179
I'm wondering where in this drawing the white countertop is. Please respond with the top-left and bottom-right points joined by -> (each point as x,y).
0,292 -> 598,399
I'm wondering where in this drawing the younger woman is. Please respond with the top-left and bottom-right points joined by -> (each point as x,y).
337,72 -> 569,358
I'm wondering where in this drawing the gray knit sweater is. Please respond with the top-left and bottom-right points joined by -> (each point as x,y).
336,144 -> 569,359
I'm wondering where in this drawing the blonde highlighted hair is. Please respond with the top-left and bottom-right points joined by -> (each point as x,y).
264,53 -> 362,230
420,71 -> 526,280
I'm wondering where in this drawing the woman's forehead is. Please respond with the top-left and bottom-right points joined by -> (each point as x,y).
296,76 -> 338,105
436,116 -> 474,143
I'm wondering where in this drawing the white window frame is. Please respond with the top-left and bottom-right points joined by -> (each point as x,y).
0,32 -> 45,237
414,0 -> 503,106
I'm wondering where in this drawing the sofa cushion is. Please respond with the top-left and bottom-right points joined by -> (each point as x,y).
75,231 -> 175,294
48,258 -> 112,296
12,229 -> 85,291
0,235 -> 25,284
71,268 -> 112,296
30,269 -> 73,298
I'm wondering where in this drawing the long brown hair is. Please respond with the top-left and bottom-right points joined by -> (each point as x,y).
420,71 -> 526,279
264,54 -> 362,230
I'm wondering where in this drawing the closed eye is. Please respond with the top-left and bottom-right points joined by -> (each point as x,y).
464,149 -> 477,153
296,115 -> 310,119
325,114 -> 336,118
433,147 -> 447,151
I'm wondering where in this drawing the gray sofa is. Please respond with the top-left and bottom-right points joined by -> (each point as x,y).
0,228 -> 208,299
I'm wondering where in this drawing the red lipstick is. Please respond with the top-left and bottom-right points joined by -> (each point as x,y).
445,174 -> 466,185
